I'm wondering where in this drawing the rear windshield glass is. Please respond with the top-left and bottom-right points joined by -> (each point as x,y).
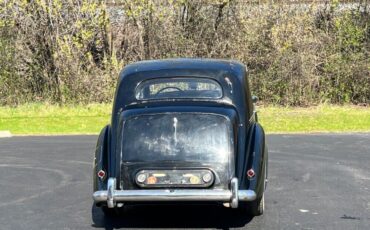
121,114 -> 231,163
135,78 -> 222,100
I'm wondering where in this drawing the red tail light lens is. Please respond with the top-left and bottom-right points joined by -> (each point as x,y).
97,170 -> 106,180
247,169 -> 255,179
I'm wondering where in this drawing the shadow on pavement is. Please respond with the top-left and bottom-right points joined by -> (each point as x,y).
92,204 -> 253,229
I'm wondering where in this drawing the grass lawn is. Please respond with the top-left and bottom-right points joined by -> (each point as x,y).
259,105 -> 370,133
0,104 -> 111,135
0,103 -> 369,135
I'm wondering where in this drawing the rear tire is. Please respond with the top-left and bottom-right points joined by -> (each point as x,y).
101,206 -> 121,217
238,193 -> 264,216
251,193 -> 264,216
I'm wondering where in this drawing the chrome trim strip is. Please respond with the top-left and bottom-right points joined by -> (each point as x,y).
239,190 -> 257,201
93,177 -> 256,208
230,177 -> 238,208
107,178 -> 116,208
94,190 -> 233,202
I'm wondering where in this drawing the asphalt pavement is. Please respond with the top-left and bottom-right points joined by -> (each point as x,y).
0,134 -> 369,230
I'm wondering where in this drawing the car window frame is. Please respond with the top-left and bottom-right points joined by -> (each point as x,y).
134,77 -> 224,101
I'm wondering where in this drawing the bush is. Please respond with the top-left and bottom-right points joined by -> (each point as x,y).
0,0 -> 120,105
0,0 -> 369,106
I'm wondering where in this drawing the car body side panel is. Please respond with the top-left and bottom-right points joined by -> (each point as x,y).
239,123 -> 267,199
93,125 -> 110,192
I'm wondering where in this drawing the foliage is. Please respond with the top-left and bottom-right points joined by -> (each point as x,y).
0,0 -> 369,105
0,0 -> 120,105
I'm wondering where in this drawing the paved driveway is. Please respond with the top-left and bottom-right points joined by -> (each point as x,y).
0,134 -> 369,229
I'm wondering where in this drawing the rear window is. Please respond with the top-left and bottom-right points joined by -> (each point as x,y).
121,113 -> 231,163
135,78 -> 222,100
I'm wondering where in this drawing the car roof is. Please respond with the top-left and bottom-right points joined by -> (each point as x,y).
111,58 -> 253,135
120,58 -> 247,82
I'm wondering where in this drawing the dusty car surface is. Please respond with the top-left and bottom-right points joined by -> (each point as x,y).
93,58 -> 268,216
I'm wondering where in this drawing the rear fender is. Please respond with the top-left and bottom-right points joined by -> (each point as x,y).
243,123 -> 268,199
93,125 -> 110,192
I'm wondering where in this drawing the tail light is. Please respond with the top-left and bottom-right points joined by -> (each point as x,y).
97,170 -> 106,180
247,169 -> 255,179
136,173 -> 147,183
135,170 -> 214,187
147,176 -> 158,184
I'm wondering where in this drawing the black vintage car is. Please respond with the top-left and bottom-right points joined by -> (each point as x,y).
93,58 -> 268,216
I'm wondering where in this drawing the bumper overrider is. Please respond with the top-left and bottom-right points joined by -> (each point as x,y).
93,177 -> 256,209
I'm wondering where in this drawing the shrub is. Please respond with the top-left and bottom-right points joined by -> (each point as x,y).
0,0 -> 369,105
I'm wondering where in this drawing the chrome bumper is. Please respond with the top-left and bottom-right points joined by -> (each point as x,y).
93,177 -> 256,209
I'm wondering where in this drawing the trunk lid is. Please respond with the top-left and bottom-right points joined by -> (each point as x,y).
119,112 -> 235,190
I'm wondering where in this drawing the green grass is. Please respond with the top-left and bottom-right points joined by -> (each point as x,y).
0,103 -> 369,135
258,105 -> 370,133
0,103 -> 111,135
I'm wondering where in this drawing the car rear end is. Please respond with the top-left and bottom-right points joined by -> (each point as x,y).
93,109 -> 256,208
93,74 -> 258,209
